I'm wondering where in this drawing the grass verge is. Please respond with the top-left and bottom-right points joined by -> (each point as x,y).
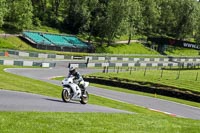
0,112 -> 200,133
90,83 -> 200,108
88,69 -> 200,93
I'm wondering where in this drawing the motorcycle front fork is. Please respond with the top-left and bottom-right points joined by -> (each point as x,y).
81,88 -> 86,95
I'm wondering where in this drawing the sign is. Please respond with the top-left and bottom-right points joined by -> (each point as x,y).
148,37 -> 200,50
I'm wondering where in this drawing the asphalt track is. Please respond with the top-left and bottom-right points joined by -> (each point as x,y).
2,61 -> 200,120
0,89 -> 130,113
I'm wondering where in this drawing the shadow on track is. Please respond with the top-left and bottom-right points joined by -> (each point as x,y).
44,98 -> 82,105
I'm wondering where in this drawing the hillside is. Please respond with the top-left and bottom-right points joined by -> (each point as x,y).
0,34 -> 199,57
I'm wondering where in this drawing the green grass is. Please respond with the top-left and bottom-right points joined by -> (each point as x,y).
0,29 -> 5,33
0,66 -> 62,97
95,43 -> 159,55
32,25 -> 61,34
1,112 -> 200,133
88,69 -> 200,93
165,46 -> 199,56
0,36 -> 36,50
0,65 -> 200,132
113,34 -> 147,41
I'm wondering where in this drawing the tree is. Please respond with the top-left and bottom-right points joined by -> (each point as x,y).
87,1 -> 108,44
164,0 -> 197,39
50,0 -> 62,16
0,0 -> 7,27
126,0 -> 142,44
63,0 -> 90,34
140,0 -> 161,36
5,0 -> 33,30
157,0 -> 176,37
194,1 -> 200,44
31,0 -> 47,21
101,0 -> 128,45
85,0 -> 99,43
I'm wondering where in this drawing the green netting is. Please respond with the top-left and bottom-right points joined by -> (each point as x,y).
43,34 -> 74,47
23,32 -> 51,45
23,32 -> 90,49
64,36 -> 88,48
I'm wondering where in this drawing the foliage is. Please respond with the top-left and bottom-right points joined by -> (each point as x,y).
5,0 -> 33,31
0,0 -> 7,27
140,0 -> 161,36
126,0 -> 143,44
1,0 -> 200,46
103,0 -> 128,45
63,0 -> 90,34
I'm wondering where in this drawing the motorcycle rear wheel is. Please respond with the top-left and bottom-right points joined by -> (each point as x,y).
80,91 -> 89,104
61,89 -> 71,102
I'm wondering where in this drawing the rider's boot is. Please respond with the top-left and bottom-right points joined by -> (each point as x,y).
81,87 -> 87,97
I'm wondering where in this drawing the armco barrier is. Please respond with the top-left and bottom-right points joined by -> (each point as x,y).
4,50 -> 200,69
7,50 -> 72,60
0,59 -> 56,67
70,62 -> 179,68
7,50 -> 200,63
70,61 -> 200,69
0,52 -> 5,56
0,52 -> 9,56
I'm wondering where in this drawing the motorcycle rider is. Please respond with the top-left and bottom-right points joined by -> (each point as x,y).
68,66 -> 86,97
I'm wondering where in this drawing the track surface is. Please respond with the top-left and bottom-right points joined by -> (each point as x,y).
2,62 -> 200,119
0,89 -> 130,113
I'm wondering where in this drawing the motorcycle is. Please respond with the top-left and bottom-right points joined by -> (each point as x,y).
61,75 -> 89,104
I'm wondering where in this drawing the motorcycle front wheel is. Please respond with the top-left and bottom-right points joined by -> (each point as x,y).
80,91 -> 89,104
61,89 -> 71,102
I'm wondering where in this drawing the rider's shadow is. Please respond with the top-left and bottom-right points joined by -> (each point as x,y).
44,98 -> 81,104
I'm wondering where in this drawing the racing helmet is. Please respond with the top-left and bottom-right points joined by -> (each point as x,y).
69,66 -> 76,74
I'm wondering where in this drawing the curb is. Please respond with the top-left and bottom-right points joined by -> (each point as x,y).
148,108 -> 177,117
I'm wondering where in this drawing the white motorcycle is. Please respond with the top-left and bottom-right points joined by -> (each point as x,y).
61,75 -> 89,104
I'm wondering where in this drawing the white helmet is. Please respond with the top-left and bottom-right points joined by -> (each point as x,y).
69,66 -> 76,73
